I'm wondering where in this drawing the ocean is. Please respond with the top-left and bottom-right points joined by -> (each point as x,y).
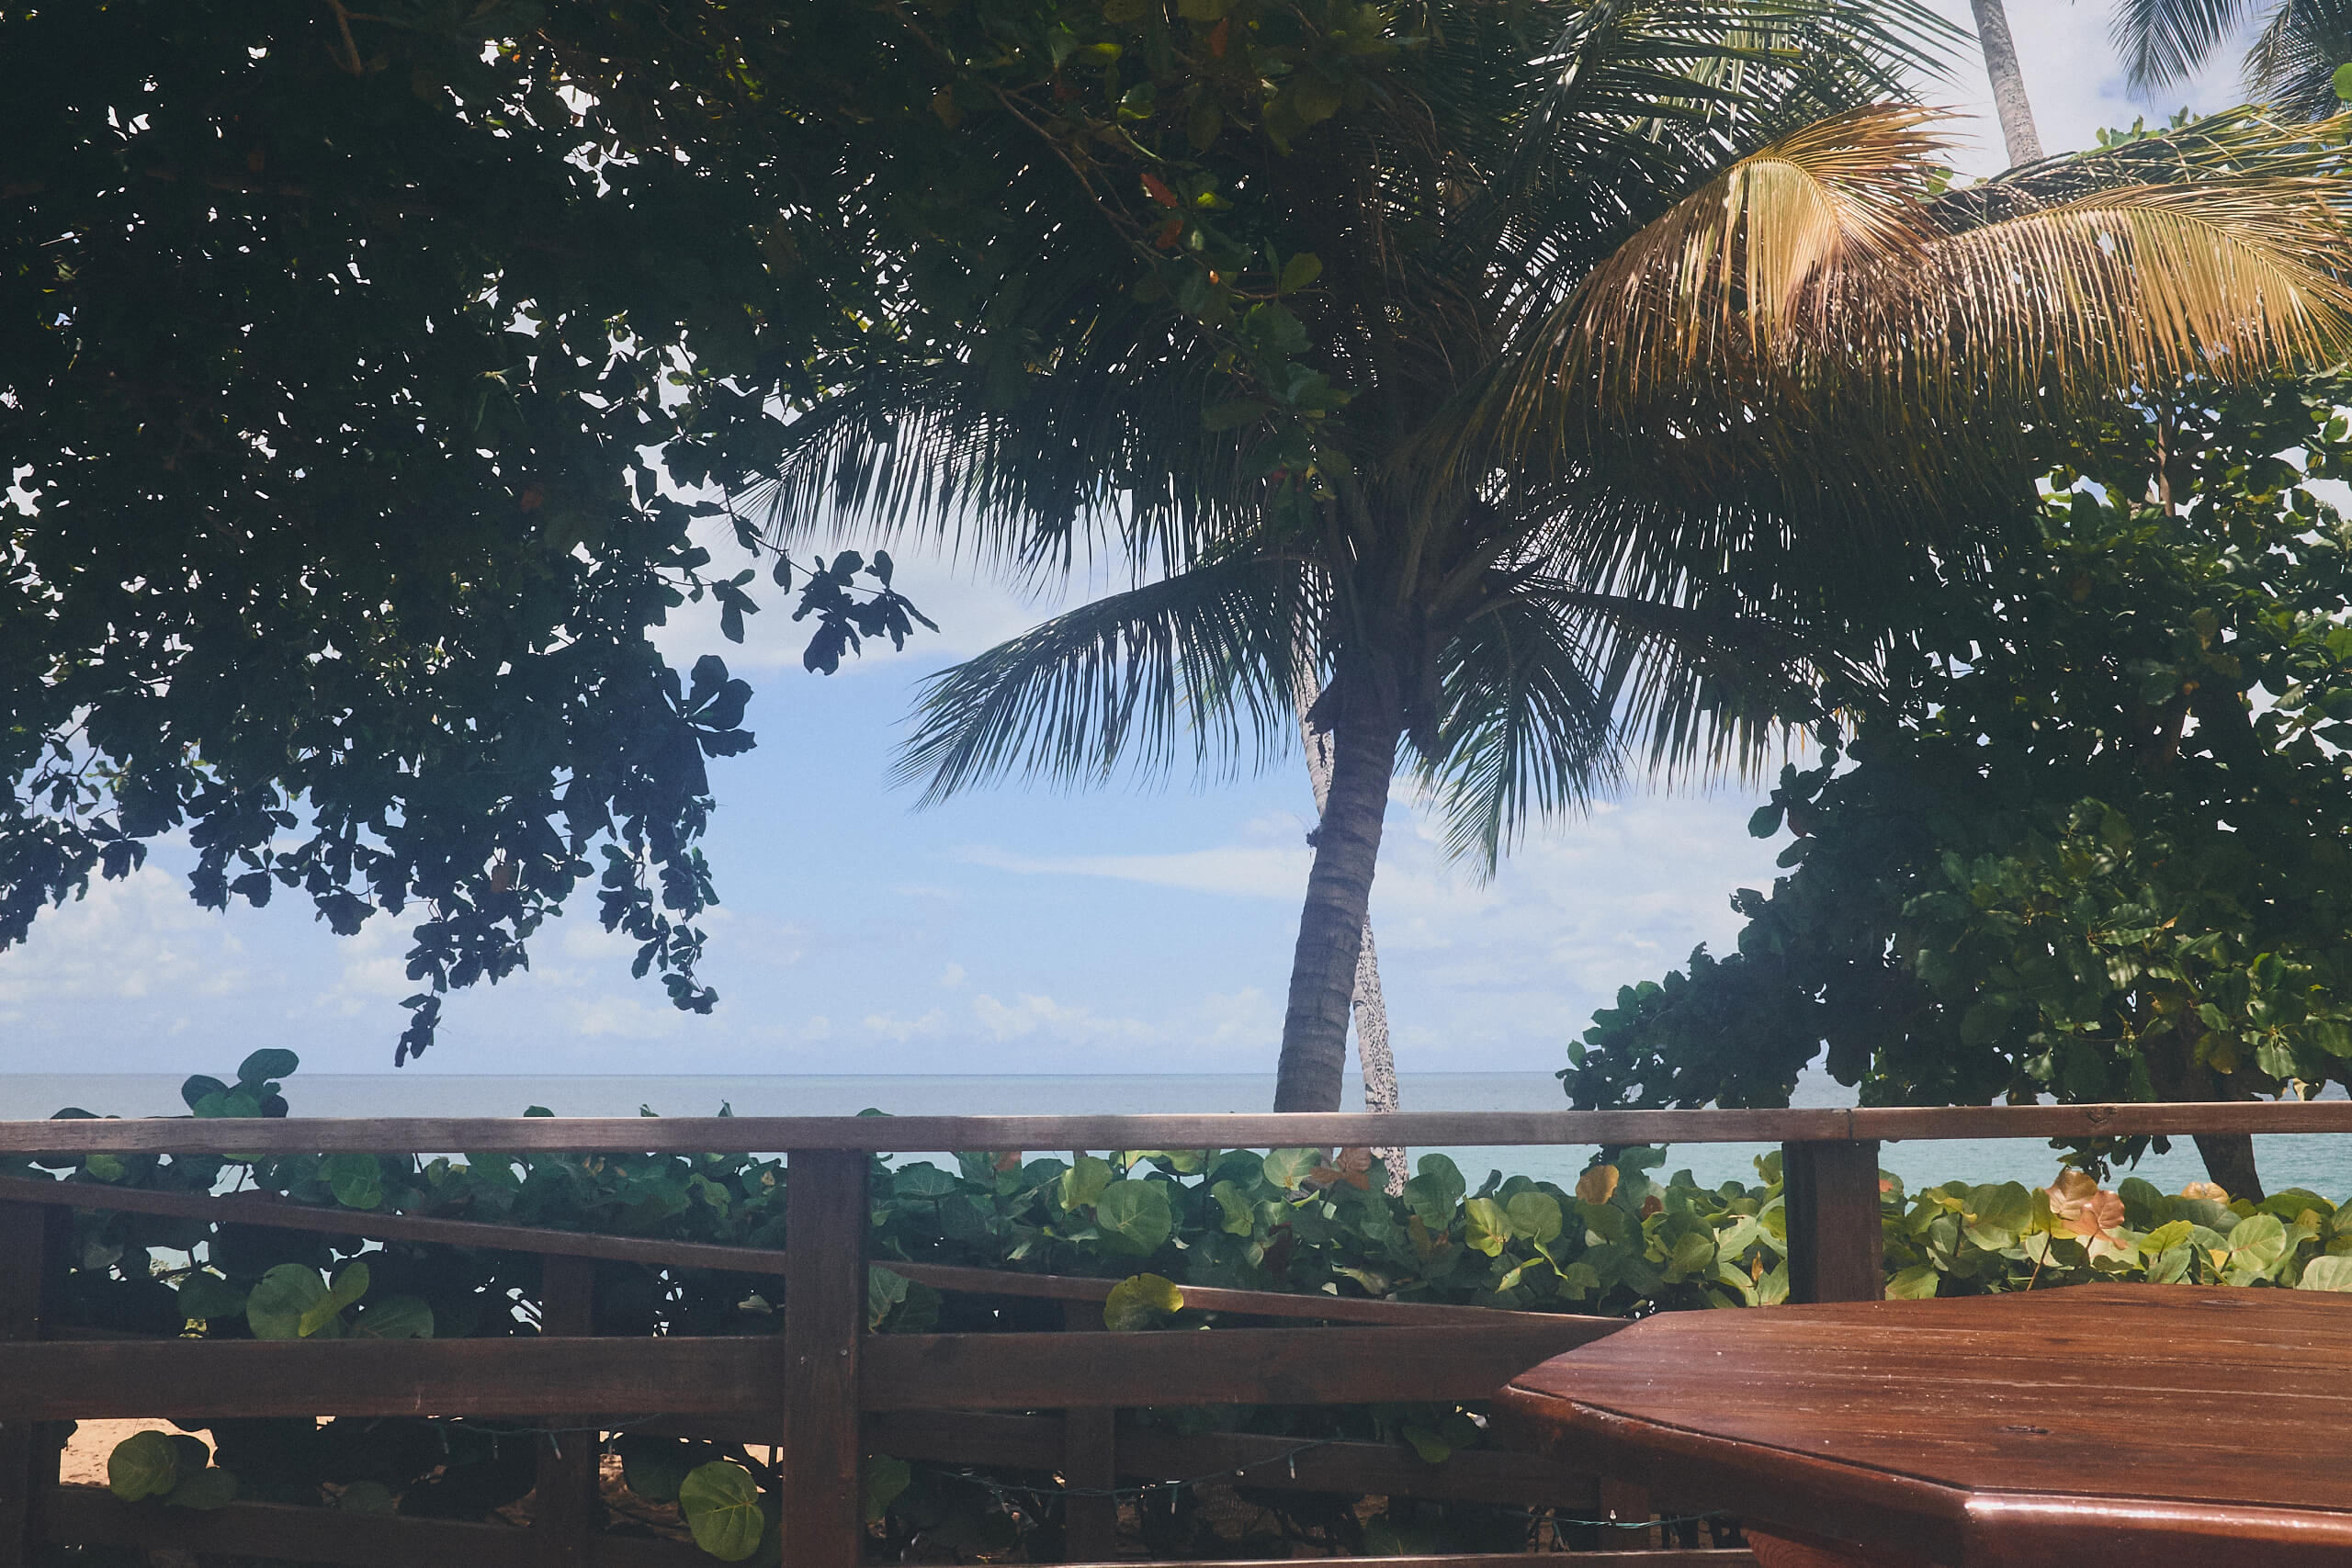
6,1071 -> 2351,1199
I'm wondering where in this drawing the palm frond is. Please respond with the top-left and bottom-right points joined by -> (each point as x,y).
1551,585 -> 1847,783
2113,0 -> 2261,93
1477,4 -> 1958,342
1421,589 -> 1623,871
1473,106 -> 2352,504
2248,0 -> 2352,118
897,552 -> 1317,804
1899,175 -> 2352,399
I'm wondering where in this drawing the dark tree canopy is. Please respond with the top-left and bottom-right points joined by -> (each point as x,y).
1563,372 -> 2352,1197
0,1 -> 938,1059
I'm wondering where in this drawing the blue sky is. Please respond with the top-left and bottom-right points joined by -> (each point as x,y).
0,6 -> 2273,1082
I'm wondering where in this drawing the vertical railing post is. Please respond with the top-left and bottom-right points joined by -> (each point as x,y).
785,1149 -> 869,1568
1058,1300 -> 1118,1562
1781,1139 -> 1884,1303
533,1252 -> 600,1568
0,1201 -> 65,1568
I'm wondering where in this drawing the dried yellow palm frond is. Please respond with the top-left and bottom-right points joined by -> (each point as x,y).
1493,105 -> 1947,414
1886,179 -> 2352,404
1476,105 -> 2352,480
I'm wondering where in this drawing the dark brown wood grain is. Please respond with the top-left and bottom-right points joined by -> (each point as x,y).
1057,1300 -> 1120,1562
1059,1554 -> 1754,1568
0,1337 -> 777,1421
532,1254 -> 600,1568
862,1319 -> 1623,1410
0,1201 -> 63,1568
1106,1421 -> 1602,1509
782,1149 -> 866,1568
1781,1140 -> 1883,1304
0,1316 -> 1621,1424
40,1483 -> 709,1567
1502,1285 -> 2352,1567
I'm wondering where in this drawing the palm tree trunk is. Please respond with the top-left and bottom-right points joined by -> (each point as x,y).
2144,1020 -> 2267,1202
1274,663 -> 1401,1112
1294,669 -> 1408,1193
1969,0 -> 2044,166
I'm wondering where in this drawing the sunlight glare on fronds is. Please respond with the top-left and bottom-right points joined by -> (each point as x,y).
1483,107 -> 2352,483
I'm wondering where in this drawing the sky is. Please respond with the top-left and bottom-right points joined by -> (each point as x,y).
0,5 -> 2279,1086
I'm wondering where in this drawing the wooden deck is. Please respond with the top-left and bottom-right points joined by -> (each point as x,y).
0,1100 -> 2334,1567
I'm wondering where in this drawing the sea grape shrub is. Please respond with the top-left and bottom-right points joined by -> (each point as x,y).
1882,1167 -> 2352,1298
20,1065 -> 2352,1560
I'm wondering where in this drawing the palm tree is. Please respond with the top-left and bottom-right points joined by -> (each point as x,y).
1970,0 -> 2044,164
757,1 -> 2352,1111
2117,0 -> 2352,118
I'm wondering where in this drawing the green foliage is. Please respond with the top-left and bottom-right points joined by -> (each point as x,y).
106,1431 -> 183,1503
0,1 -> 941,1063
107,1430 -> 239,1510
678,1461 -> 766,1561
1566,372 -> 2352,1180
1102,1272 -> 1185,1329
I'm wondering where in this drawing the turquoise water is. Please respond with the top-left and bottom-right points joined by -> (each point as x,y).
6,1071 -> 2349,1199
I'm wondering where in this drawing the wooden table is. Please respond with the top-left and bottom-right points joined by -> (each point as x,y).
1498,1284 -> 2352,1568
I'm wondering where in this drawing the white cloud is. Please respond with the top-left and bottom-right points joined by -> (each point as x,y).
956,819 -> 1311,901
971,990 -> 1151,1043
862,1008 -> 948,1043
0,866 -> 260,1022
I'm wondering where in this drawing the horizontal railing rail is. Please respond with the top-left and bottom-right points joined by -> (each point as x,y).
0,1174 -> 1545,1327
3,1098 -> 2350,1154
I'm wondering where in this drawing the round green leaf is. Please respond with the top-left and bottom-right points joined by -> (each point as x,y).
2335,62 -> 2352,101
351,1295 -> 434,1340
1093,1179 -> 1173,1258
1057,1155 -> 1115,1212
891,1162 -> 959,1199
336,1480 -> 399,1515
1401,1425 -> 1451,1465
1885,1264 -> 1942,1300
1462,1197 -> 1510,1258
621,1437 -> 703,1506
679,1461 -> 765,1561
246,1264 -> 329,1341
864,1456 -> 912,1523
1505,1190 -> 1564,1247
107,1430 -> 180,1500
1260,1148 -> 1321,1191
322,1152 -> 384,1211
237,1048 -> 300,1086
1102,1272 -> 1183,1330
2298,1254 -> 2352,1292
1403,1155 -> 1465,1232
1208,1179 -> 1254,1235
166,1466 -> 239,1510
175,1270 -> 248,1324
298,1261 -> 368,1337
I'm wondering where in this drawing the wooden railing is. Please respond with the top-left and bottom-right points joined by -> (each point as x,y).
2,1100 -> 2346,1568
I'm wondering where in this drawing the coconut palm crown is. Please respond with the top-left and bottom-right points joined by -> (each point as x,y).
753,0 -> 2352,1111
